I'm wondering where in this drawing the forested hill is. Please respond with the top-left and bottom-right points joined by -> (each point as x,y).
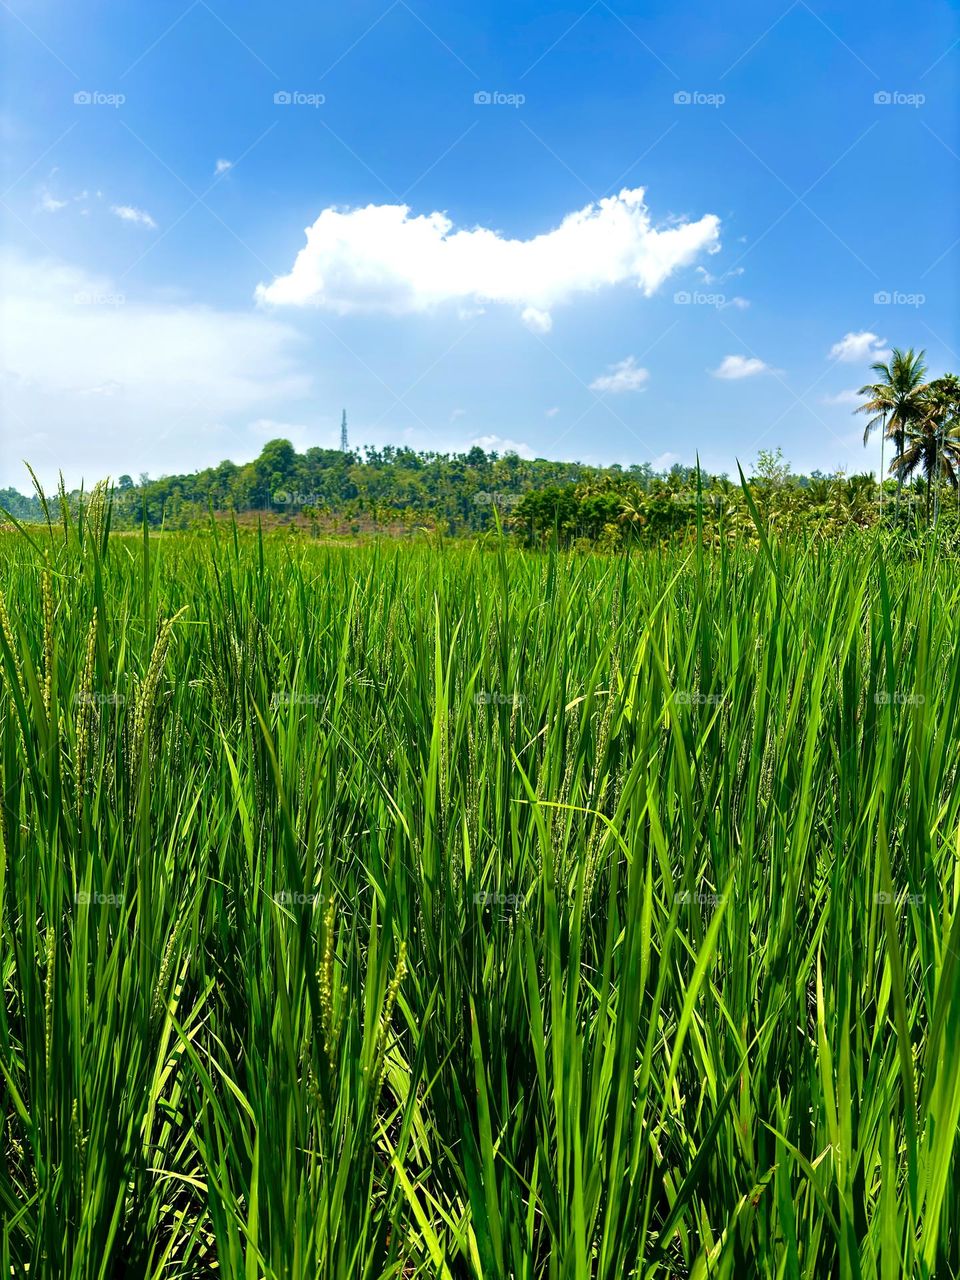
0,435 -> 924,546
3,438 -> 589,528
3,436 -> 843,517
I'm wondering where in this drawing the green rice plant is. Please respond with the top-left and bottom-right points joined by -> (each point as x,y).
1,488 -> 960,1277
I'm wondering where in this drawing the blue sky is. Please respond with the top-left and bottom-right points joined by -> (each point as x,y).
1,0 -> 958,489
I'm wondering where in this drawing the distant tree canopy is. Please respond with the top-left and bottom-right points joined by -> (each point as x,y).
5,372 -> 960,550
5,440 -> 594,532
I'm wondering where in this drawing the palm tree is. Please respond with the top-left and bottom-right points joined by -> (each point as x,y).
890,391 -> 960,525
856,348 -> 928,519
805,475 -> 833,506
617,492 -> 647,536
922,374 -> 960,526
855,380 -> 892,514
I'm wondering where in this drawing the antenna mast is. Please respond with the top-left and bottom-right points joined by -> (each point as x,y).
340,409 -> 349,452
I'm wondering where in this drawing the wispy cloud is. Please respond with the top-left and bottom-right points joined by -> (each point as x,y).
0,252 -> 311,488
111,204 -> 157,229
651,450 -> 681,470
696,264 -> 744,285
38,190 -> 68,213
589,355 -> 649,393
821,389 -> 861,406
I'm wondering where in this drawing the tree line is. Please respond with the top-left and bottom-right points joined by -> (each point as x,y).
3,350 -> 957,545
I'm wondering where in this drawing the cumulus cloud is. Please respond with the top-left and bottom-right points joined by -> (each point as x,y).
111,204 -> 157,229
214,158 -> 233,176
0,253 -> 311,487
829,331 -> 889,363
711,354 -> 770,380
589,356 -> 650,393
256,187 -> 721,328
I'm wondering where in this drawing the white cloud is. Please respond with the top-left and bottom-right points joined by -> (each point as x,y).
724,296 -> 750,310
256,187 -> 721,328
651,450 -> 681,470
696,264 -> 744,285
711,354 -> 770,380
111,204 -> 157,229
821,389 -> 861,406
248,417 -> 306,436
38,190 -> 68,213
829,331 -> 889,363
245,417 -> 316,450
38,183 -> 96,215
470,433 -> 535,459
214,158 -> 233,176
77,380 -> 123,398
545,406 -> 560,417
521,306 -> 552,333
590,356 -> 649,393
449,407 -> 467,422
0,253 -> 311,488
